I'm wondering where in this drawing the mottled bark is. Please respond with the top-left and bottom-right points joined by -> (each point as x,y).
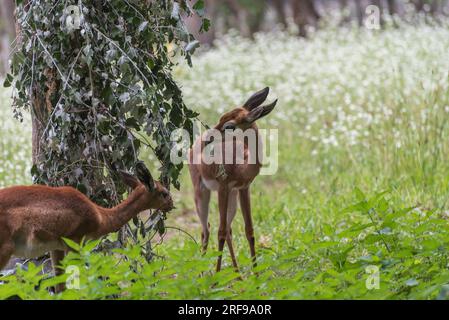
16,1 -> 55,167
31,69 -> 57,165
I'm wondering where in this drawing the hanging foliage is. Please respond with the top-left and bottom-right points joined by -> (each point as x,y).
5,0 -> 208,251
7,0 -> 208,196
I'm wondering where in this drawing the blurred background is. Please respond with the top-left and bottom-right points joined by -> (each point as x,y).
2,1 -> 449,75
184,0 -> 449,43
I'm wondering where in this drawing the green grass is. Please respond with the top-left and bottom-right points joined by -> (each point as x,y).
2,23 -> 449,299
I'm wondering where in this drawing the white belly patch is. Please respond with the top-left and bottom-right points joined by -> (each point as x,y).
202,178 -> 250,191
202,178 -> 219,191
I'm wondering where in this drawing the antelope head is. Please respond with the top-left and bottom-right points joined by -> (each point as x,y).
215,87 -> 278,132
120,162 -> 173,213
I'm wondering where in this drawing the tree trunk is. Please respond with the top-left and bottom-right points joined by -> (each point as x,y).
272,0 -> 288,28
225,0 -> 251,37
31,74 -> 54,166
292,0 -> 320,37
430,0 -> 440,15
339,0 -> 351,24
0,0 -> 16,75
372,0 -> 385,26
355,0 -> 364,26
387,0 -> 397,15
413,0 -> 425,12
184,0 -> 217,45
15,1 -> 55,170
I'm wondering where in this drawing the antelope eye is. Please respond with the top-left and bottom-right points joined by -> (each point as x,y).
162,191 -> 170,198
222,122 -> 236,131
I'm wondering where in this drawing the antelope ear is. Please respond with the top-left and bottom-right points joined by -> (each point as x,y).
243,87 -> 269,111
135,161 -> 155,192
120,171 -> 140,189
245,99 -> 278,123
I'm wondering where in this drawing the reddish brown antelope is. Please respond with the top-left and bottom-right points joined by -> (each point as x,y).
188,87 -> 277,272
0,162 -> 173,291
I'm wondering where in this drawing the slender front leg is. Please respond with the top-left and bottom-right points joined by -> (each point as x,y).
189,163 -> 211,254
50,250 -> 66,293
226,189 -> 239,271
216,186 -> 229,272
196,181 -> 211,253
239,188 -> 257,267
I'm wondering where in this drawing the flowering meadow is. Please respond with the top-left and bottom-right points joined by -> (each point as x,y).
0,89 -> 31,188
2,22 -> 449,299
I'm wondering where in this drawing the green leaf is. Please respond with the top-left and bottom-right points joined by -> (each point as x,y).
193,0 -> 205,15
200,18 -> 211,33
185,40 -> 200,53
138,21 -> 148,33
83,239 -> 102,252
62,238 -> 81,252
3,73 -> 13,88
